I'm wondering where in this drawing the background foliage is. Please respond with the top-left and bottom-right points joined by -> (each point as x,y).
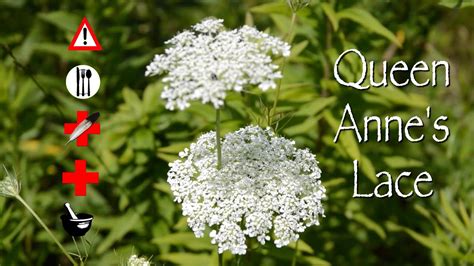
0,0 -> 473,265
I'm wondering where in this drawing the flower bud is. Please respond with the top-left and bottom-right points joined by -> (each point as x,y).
287,0 -> 311,12
0,165 -> 21,198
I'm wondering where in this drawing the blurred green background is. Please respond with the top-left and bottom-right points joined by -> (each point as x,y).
1,0 -> 473,265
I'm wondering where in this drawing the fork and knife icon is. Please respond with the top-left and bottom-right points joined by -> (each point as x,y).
76,67 -> 93,97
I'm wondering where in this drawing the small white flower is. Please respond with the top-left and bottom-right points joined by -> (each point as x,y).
192,18 -> 225,34
145,18 -> 291,110
127,254 -> 150,266
167,126 -> 326,254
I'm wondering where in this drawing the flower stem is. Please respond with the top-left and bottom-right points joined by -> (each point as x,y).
270,12 -> 297,128
15,195 -> 77,266
81,236 -> 89,261
291,239 -> 299,266
72,236 -> 83,264
218,253 -> 224,266
236,254 -> 242,266
216,108 -> 222,170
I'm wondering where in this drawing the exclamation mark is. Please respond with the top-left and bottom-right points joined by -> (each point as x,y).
83,27 -> 88,45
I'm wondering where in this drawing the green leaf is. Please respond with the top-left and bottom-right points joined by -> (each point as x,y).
283,116 -> 318,136
337,8 -> 401,47
153,181 -> 172,195
157,152 -> 179,162
321,3 -> 339,31
439,0 -> 474,8
290,40 -> 309,58
0,205 -> 13,228
323,177 -> 346,188
134,151 -> 149,165
439,192 -> 469,241
352,213 -> 386,239
11,80 -> 42,111
0,0 -> 26,8
104,130 -> 128,151
457,201 -> 472,232
250,2 -> 291,16
369,87 -> 428,108
294,97 -> 336,117
159,253 -> 211,265
118,194 -> 129,211
143,83 -> 163,114
414,204 -> 433,219
130,128 -> 154,150
38,11 -> 81,32
34,43 -> 91,62
153,232 -> 214,251
187,104 -> 216,122
157,142 -> 190,154
386,221 -> 464,259
2,215 -> 28,246
288,240 -> 314,254
383,156 -> 423,169
157,195 -> 175,224
101,149 -> 119,173
462,253 -> 474,263
173,217 -> 189,230
360,155 -> 377,183
96,211 -> 141,254
118,146 -> 134,164
122,88 -> 143,117
270,14 -> 292,35
299,256 -> 331,266
324,111 -> 360,160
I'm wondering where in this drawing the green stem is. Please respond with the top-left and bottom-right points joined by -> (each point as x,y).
15,195 -> 77,266
216,108 -> 222,170
81,236 -> 89,261
236,254 -> 242,266
1,43 -> 65,120
291,240 -> 299,266
270,12 -> 297,128
72,236 -> 83,264
218,253 -> 224,266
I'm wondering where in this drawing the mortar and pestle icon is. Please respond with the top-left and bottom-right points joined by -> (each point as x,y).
60,203 -> 93,236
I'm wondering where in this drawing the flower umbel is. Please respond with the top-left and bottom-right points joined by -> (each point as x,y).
168,126 -> 326,254
145,18 -> 291,110
0,165 -> 20,198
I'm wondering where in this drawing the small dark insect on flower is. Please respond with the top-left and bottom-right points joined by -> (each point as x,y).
211,73 -> 218,80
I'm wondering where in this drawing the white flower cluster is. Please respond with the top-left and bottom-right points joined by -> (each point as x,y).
145,18 -> 291,110
127,255 -> 150,266
168,126 -> 326,254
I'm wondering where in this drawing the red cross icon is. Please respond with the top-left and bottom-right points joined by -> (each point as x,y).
62,160 -> 99,196
64,111 -> 100,146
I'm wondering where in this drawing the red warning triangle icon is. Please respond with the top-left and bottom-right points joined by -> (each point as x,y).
68,17 -> 102,51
